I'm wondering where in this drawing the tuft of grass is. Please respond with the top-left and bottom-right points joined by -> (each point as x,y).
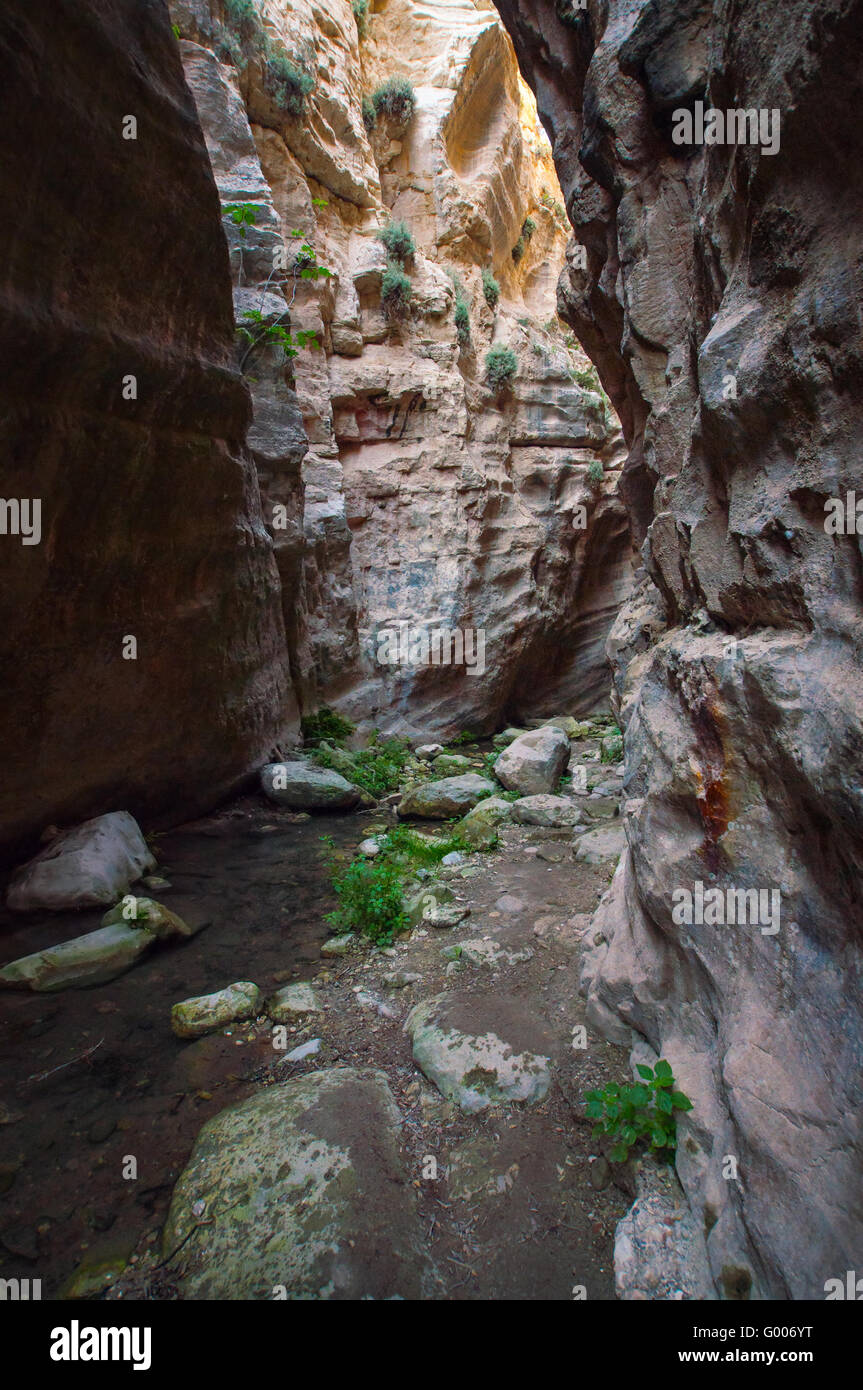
521,215 -> 536,241
587,458 -> 604,486
380,824 -> 472,867
485,344 -> 518,393
378,219 -> 415,263
362,95 -> 376,131
265,52 -> 314,116
371,76 -> 415,126
511,235 -> 525,265
454,295 -> 470,346
481,267 -> 499,310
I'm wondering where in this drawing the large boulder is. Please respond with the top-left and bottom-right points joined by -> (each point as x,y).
160,1068 -> 429,1298
6,813 -> 155,912
398,774 -> 496,820
0,921 -> 157,992
493,727 -> 569,796
260,760 -> 361,811
573,825 -> 626,865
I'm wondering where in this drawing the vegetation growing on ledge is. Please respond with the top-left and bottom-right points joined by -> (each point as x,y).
587,458 -> 605,487
371,76 -> 416,126
454,294 -> 471,346
362,95 -> 376,132
481,267 -> 500,310
511,236 -> 525,265
521,215 -> 536,242
378,219 -> 415,263
351,0 -> 369,40
381,261 -> 413,321
219,0 -> 314,117
485,344 -> 518,393
314,735 -> 412,797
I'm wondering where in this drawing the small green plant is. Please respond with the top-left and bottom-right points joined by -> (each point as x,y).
448,730 -> 478,746
587,458 -> 604,486
301,706 -> 356,744
224,0 -> 265,45
381,261 -> 412,321
511,236 -> 525,265
380,824 -> 472,867
352,0 -> 369,39
237,309 -> 320,360
371,76 -> 416,126
600,730 -> 624,764
521,215 -> 536,241
585,1060 -> 693,1164
540,187 -> 567,223
485,344 -> 518,393
265,52 -> 314,116
224,202 -> 259,239
481,267 -> 500,310
362,95 -> 376,131
454,295 -> 470,346
172,22 -> 181,38
378,219 -> 415,263
571,362 -> 602,391
326,854 -> 408,944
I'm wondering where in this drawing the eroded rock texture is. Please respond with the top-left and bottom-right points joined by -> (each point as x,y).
174,0 -> 632,735
496,0 -> 863,1298
0,0 -> 292,861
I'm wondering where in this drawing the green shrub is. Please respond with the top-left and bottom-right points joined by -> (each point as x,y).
372,76 -> 416,126
511,236 -> 525,265
265,52 -> 314,116
481,266 -> 499,310
301,705 -> 356,745
587,459 -> 604,486
362,95 -> 376,131
381,261 -> 412,320
326,855 -> 407,944
314,735 -> 411,797
485,344 -> 518,393
378,219 -> 415,263
584,1060 -> 693,1164
521,215 -> 536,241
454,295 -> 470,346
215,30 -> 244,65
352,0 -> 369,39
571,362 -> 602,391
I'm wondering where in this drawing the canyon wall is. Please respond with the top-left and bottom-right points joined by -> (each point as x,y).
496,0 -> 863,1297
0,0 -> 292,862
174,0 -> 632,736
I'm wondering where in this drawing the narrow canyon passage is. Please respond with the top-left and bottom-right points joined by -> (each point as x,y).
0,0 -> 861,1324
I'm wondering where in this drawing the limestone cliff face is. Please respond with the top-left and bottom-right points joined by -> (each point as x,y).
0,0 -> 292,862
497,0 -> 863,1297
174,0 -> 632,735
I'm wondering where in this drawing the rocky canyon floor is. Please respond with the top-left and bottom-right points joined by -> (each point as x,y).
0,734 -> 633,1301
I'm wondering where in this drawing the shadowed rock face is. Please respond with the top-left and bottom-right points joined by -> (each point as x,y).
496,0 -> 863,1297
0,0 -> 292,862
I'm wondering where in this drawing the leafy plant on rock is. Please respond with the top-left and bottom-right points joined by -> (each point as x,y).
381,261 -> 412,321
265,52 -> 314,116
584,1059 -> 693,1164
587,458 -> 604,487
362,95 -> 376,131
325,854 -> 408,945
301,705 -> 356,745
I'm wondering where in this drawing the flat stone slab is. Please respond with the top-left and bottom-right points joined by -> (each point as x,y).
171,982 -> 261,1038
573,824 -> 626,865
405,994 -> 552,1114
511,794 -> 584,828
398,774 -> 496,820
442,939 -> 534,969
265,982 -> 321,1022
6,811 -> 155,912
161,1067 -> 428,1299
0,921 -> 157,992
260,760 -> 361,811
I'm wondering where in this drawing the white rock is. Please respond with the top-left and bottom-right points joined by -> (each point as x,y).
6,812 -> 155,912
494,727 -> 570,796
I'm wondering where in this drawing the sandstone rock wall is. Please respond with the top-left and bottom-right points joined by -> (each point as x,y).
175,0 -> 632,736
0,0 -> 292,863
496,0 -> 863,1297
